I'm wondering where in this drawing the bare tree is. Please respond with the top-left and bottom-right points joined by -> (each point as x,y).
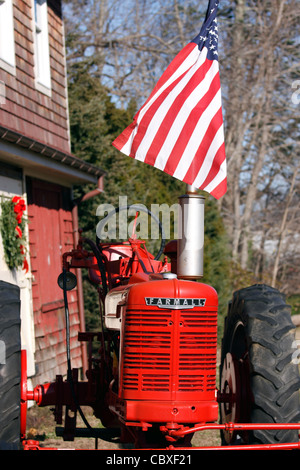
63,0 -> 207,106
63,0 -> 300,288
271,166 -> 300,289
219,0 -> 300,275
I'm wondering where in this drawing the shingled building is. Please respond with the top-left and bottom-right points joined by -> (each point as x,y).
0,0 -> 104,387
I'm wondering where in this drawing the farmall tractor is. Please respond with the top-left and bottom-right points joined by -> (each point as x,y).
15,187 -> 300,449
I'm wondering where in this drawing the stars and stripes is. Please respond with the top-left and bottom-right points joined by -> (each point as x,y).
112,0 -> 226,199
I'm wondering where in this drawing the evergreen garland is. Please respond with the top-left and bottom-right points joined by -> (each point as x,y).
0,196 -> 28,272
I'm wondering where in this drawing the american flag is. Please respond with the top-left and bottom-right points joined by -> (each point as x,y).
112,0 -> 226,199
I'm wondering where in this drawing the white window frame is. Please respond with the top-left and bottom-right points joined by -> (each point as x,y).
0,0 -> 16,75
33,0 -> 51,95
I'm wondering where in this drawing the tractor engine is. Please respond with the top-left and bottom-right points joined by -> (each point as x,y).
105,275 -> 218,431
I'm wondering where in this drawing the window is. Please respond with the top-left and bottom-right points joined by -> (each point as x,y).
33,0 -> 51,93
0,0 -> 16,75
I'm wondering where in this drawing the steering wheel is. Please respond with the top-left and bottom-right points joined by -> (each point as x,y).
96,204 -> 166,260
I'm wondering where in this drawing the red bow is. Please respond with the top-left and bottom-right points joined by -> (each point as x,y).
12,196 -> 28,273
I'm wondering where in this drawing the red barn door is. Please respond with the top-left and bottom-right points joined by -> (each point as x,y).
26,177 -> 82,384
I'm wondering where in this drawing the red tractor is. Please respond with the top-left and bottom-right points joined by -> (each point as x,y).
8,188 -> 300,449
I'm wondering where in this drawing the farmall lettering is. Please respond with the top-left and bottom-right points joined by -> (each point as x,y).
145,297 -> 206,309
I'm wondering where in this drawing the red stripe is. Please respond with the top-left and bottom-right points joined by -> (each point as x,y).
199,141 -> 226,189
112,121 -> 136,150
210,177 -> 227,200
163,71 -> 221,175
143,59 -> 213,166
183,106 -> 223,183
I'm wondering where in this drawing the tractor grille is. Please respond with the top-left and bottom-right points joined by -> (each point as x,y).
121,307 -> 217,399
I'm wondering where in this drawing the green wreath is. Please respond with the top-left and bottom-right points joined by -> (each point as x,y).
0,196 -> 28,272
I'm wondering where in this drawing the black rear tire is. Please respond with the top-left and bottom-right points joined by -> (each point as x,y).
0,281 -> 21,450
220,284 -> 300,445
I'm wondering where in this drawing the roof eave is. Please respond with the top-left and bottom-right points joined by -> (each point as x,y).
0,125 -> 105,185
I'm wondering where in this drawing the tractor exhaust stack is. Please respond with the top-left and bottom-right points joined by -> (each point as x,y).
177,185 -> 205,280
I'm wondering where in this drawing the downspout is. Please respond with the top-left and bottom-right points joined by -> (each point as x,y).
72,176 -> 104,374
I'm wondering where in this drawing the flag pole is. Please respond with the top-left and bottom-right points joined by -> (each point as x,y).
186,184 -> 197,194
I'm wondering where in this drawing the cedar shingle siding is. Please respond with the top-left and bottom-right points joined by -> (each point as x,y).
0,0 -> 70,153
0,0 -> 85,385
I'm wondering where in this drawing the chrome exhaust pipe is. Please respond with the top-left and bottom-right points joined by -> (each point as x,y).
177,185 -> 205,279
